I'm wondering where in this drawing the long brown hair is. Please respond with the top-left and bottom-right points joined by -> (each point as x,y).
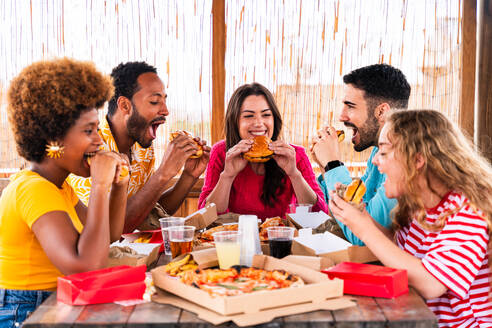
224,82 -> 284,207
386,110 -> 492,235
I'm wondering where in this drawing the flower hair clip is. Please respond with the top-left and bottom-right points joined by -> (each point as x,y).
45,141 -> 64,159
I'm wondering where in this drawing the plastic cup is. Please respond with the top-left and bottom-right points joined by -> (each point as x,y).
213,231 -> 242,269
267,227 -> 295,259
166,225 -> 195,258
288,203 -> 313,214
238,215 -> 262,266
159,217 -> 186,256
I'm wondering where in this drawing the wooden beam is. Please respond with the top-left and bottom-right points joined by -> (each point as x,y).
460,0 -> 476,138
477,0 -> 492,162
211,0 -> 226,145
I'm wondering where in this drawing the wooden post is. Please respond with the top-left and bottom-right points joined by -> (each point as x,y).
211,0 -> 226,144
477,0 -> 492,162
460,0 -> 476,139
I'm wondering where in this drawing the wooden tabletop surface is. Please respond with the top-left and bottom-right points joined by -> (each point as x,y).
24,254 -> 438,328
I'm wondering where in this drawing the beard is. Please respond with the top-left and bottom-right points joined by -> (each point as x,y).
127,102 -> 153,148
346,114 -> 380,152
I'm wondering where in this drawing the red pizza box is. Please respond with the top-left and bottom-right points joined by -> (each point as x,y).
57,265 -> 146,305
322,262 -> 408,298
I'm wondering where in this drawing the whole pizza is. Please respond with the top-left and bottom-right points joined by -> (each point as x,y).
179,266 -> 305,297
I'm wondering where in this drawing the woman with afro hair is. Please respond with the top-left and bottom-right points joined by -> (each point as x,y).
0,58 -> 129,327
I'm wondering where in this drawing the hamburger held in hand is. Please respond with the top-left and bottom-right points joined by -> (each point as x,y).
170,131 -> 204,159
336,178 -> 367,211
243,135 -> 274,163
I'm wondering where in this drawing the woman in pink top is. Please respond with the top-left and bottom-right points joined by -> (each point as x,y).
198,83 -> 327,220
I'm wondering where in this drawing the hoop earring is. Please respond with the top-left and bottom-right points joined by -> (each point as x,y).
45,141 -> 64,159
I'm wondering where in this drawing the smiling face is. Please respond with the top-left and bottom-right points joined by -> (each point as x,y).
372,123 -> 406,199
238,95 -> 274,140
127,72 -> 168,148
56,108 -> 103,177
340,84 -> 380,152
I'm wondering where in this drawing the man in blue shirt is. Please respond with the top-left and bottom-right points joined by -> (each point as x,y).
311,64 -> 410,245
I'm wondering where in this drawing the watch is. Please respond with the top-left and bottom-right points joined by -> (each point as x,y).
324,160 -> 344,172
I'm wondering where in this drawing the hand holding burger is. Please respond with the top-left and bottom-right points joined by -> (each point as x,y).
170,131 -> 204,159
242,135 -> 274,163
335,178 -> 367,211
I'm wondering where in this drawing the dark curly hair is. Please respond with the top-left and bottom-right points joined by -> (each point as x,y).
343,64 -> 411,109
7,57 -> 113,163
107,61 -> 157,116
225,82 -> 285,207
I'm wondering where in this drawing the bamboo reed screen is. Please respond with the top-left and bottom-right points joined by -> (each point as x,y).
0,0 -> 461,176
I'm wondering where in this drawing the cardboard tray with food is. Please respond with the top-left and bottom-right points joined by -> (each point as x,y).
151,249 -> 345,317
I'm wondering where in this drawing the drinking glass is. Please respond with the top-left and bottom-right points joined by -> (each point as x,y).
267,227 -> 295,258
159,217 -> 186,256
166,225 -> 195,258
288,203 -> 313,214
213,231 -> 242,269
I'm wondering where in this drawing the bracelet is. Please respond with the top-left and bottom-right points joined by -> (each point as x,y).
324,160 -> 344,172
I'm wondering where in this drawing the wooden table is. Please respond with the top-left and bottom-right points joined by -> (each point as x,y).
23,288 -> 437,327
24,254 -> 437,328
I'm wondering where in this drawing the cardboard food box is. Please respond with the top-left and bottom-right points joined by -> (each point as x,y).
185,203 -> 218,230
169,247 -> 219,269
292,229 -> 377,264
57,265 -> 146,305
107,242 -> 161,267
282,255 -> 334,271
152,253 -> 345,317
152,287 -> 354,326
322,262 -> 409,298
287,211 -> 333,230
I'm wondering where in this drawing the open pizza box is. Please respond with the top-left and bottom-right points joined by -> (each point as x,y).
152,253 -> 353,325
107,242 -> 161,268
292,229 -> 377,264
185,203 -> 218,230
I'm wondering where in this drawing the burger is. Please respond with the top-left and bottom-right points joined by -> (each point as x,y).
336,178 -> 366,210
170,131 -> 204,159
86,156 -> 129,178
243,135 -> 274,163
336,130 -> 345,142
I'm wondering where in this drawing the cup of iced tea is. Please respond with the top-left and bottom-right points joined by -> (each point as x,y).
267,226 -> 295,259
213,231 -> 241,269
166,225 -> 195,258
159,217 -> 186,256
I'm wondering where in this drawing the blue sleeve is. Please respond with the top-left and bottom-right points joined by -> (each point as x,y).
317,165 -> 352,202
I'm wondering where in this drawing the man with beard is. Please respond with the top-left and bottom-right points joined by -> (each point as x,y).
68,61 -> 210,233
311,64 -> 410,245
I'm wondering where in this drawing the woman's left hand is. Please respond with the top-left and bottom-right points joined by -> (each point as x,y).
269,140 -> 298,177
328,188 -> 376,241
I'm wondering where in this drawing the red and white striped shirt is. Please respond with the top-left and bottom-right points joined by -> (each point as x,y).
396,191 -> 492,328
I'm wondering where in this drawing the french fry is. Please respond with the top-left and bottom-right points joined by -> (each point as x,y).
163,254 -> 191,274
163,254 -> 200,276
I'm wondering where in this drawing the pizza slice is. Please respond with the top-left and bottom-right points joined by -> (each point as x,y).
200,224 -> 238,241
258,217 -> 284,241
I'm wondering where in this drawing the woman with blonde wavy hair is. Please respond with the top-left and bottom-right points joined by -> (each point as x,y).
329,109 -> 492,327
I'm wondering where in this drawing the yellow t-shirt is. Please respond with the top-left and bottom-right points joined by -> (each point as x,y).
0,170 -> 82,291
67,116 -> 155,205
